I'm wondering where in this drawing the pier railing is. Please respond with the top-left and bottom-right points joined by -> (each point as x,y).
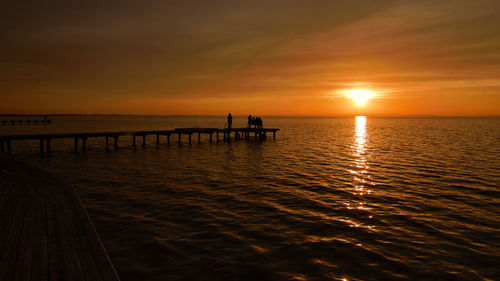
0,127 -> 279,154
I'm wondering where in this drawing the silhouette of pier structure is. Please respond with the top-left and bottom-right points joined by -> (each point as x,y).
0,127 -> 279,154
0,115 -> 52,125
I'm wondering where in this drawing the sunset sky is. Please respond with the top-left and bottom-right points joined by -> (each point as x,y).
1,0 -> 499,116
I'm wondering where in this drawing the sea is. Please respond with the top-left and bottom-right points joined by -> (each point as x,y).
1,115 -> 499,281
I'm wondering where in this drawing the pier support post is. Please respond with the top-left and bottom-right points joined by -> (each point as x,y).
273,131 -> 276,140
106,136 -> 109,147
46,138 -> 51,153
189,134 -> 192,144
7,140 -> 11,154
132,136 -> 136,147
40,139 -> 44,153
167,134 -> 170,145
82,137 -> 87,152
156,134 -> 160,145
142,135 -> 146,148
114,136 -> 119,149
74,138 -> 78,151
198,132 -> 201,144
178,134 -> 181,145
210,133 -> 213,143
216,131 -> 219,142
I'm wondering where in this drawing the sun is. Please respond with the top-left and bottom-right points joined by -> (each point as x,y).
345,89 -> 375,106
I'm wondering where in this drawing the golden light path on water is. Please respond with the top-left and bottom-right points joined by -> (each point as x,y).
346,116 -> 373,230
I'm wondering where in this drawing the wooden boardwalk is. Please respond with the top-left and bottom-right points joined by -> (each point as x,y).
0,127 -> 280,154
0,156 -> 120,281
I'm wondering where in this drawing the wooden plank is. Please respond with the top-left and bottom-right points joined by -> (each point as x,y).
59,187 -> 104,281
46,185 -> 65,281
13,180 -> 36,281
52,186 -> 86,281
0,184 -> 28,281
68,188 -> 120,281
31,185 -> 49,281
0,178 -> 19,258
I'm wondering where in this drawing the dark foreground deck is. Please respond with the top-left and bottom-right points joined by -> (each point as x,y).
0,127 -> 280,154
0,156 -> 120,281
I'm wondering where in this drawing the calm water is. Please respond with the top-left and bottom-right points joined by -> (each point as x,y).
2,116 -> 500,280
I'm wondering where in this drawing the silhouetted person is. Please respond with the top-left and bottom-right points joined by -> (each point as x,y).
227,113 -> 232,131
248,115 -> 252,127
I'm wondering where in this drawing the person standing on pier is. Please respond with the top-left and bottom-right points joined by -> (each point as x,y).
227,113 -> 233,132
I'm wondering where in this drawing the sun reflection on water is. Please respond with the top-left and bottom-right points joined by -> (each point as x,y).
346,116 -> 374,229
353,116 -> 368,179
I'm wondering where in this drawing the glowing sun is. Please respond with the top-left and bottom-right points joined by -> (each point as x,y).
346,89 -> 375,106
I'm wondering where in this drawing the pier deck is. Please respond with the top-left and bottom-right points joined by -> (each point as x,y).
0,127 -> 280,154
0,156 -> 120,281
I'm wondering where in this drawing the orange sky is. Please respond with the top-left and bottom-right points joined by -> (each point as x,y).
1,0 -> 499,116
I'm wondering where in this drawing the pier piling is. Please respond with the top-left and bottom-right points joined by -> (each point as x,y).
46,138 -> 51,153
74,138 -> 78,151
82,137 -> 87,152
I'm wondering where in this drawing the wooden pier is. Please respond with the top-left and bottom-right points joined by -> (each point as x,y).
0,156 -> 120,281
1,115 -> 52,125
0,127 -> 279,154
1,119 -> 52,125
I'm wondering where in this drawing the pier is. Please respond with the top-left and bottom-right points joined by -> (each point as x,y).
0,156 -> 120,281
0,115 -> 52,125
0,127 -> 280,154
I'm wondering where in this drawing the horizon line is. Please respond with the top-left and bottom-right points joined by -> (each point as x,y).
1,113 -> 499,118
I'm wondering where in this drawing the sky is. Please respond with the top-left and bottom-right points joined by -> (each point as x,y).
1,0 -> 499,116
